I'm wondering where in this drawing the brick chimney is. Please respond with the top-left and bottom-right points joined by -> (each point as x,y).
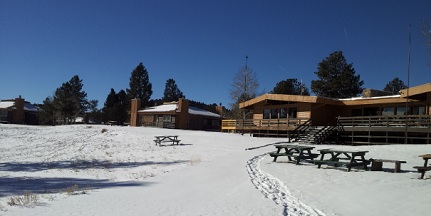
177,98 -> 189,129
12,97 -> 25,124
130,99 -> 141,126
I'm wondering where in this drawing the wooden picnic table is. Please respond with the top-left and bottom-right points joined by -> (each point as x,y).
154,135 -> 180,146
269,143 -> 319,165
413,154 -> 431,179
314,149 -> 369,172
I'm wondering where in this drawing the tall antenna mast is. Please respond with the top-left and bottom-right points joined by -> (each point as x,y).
405,24 -> 412,144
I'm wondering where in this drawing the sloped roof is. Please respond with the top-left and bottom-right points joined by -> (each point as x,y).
239,94 -> 341,109
0,101 -> 15,109
0,100 -> 39,111
399,82 -> 431,99
239,84 -> 431,109
138,103 -> 220,118
24,102 -> 39,112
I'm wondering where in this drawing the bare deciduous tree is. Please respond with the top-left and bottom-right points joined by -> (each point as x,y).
228,63 -> 259,119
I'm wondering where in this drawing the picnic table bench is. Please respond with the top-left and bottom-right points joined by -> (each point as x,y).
413,154 -> 431,179
314,149 -> 370,172
269,144 -> 319,165
154,135 -> 181,146
369,158 -> 406,173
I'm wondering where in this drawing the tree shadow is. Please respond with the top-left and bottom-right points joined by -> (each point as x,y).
0,160 -> 189,197
0,176 -> 153,197
0,160 -> 189,172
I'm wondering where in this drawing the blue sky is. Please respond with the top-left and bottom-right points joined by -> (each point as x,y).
1,0 -> 431,108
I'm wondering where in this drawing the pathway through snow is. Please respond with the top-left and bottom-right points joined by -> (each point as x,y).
246,153 -> 325,216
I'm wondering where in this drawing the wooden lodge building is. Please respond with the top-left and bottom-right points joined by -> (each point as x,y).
0,96 -> 39,125
130,98 -> 223,131
222,83 -> 431,145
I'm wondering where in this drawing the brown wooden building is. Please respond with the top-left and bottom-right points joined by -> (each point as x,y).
0,97 -> 39,125
130,98 -> 223,131
223,83 -> 431,144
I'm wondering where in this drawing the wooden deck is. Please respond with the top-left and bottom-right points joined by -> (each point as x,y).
222,115 -> 431,144
221,118 -> 308,137
338,115 -> 431,144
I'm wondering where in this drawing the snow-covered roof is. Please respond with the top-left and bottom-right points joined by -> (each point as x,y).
0,101 -> 15,109
24,102 -> 39,112
0,100 -> 39,112
189,106 -> 221,118
338,94 -> 401,101
139,104 -> 178,112
138,103 -> 220,118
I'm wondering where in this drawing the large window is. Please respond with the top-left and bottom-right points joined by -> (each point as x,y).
364,107 -> 380,116
288,107 -> 297,118
0,110 -> 8,122
163,115 -> 172,122
382,107 -> 395,116
411,106 -> 426,115
271,109 -> 279,119
395,107 -> 407,115
263,109 -> 270,119
280,108 -> 288,119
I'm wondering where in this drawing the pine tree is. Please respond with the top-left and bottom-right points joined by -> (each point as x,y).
311,51 -> 364,98
127,63 -> 153,108
162,78 -> 185,102
383,77 -> 407,94
270,79 -> 310,95
53,75 -> 89,124
102,89 -> 128,124
39,96 -> 57,125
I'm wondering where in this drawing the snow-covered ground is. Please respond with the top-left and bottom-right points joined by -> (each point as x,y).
0,124 -> 430,215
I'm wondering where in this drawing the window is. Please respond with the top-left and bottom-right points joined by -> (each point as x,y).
263,109 -> 270,119
364,107 -> 379,116
288,107 -> 297,118
271,109 -> 279,119
382,107 -> 395,116
163,115 -> 171,122
351,109 -> 362,116
0,110 -> 8,122
395,107 -> 407,115
411,106 -> 426,115
280,108 -> 288,119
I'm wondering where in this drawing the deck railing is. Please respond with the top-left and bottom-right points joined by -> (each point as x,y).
337,115 -> 431,128
221,118 -> 309,132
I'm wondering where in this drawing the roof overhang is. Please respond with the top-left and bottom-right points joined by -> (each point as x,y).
239,94 -> 341,109
399,82 -> 431,100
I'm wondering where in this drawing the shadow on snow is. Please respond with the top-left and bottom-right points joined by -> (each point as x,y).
0,176 -> 152,197
0,160 -> 189,172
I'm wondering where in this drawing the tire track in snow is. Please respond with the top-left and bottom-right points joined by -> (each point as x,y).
246,153 -> 326,216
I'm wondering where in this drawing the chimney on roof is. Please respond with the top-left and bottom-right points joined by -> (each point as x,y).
362,89 -> 393,97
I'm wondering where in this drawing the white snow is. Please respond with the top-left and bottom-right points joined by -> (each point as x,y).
138,103 -> 221,118
139,104 -> 178,112
0,101 -> 14,109
0,124 -> 430,215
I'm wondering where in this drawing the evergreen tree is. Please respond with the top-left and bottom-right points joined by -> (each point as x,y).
127,63 -> 153,108
162,78 -> 185,102
311,51 -> 364,98
38,96 -> 57,125
102,89 -> 128,124
53,75 -> 89,124
383,77 -> 407,94
270,78 -> 310,95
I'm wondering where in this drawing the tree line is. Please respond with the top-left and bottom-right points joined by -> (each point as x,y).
38,50 -> 411,124
228,50 -> 409,119
38,63 -> 213,125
